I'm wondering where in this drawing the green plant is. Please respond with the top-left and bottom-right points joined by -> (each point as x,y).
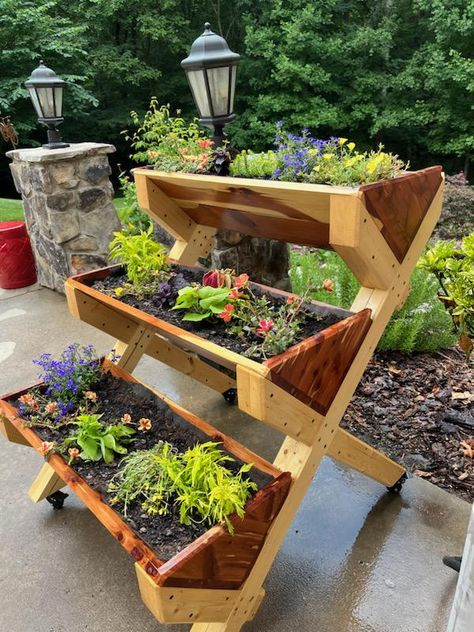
65,413 -> 136,464
116,174 -> 152,235
125,98 -> 214,173
419,235 -> 474,359
109,441 -> 257,534
229,150 -> 280,178
171,285 -> 232,321
109,226 -> 169,297
290,249 -> 457,353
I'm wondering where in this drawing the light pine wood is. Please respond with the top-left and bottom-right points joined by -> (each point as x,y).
0,414 -> 31,446
28,462 -> 66,502
168,225 -> 216,266
329,194 -> 399,289
328,428 -> 404,486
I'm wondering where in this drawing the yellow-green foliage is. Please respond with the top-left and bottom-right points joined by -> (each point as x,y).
229,150 -> 280,178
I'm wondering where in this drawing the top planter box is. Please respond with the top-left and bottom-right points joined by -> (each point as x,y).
134,165 -> 443,263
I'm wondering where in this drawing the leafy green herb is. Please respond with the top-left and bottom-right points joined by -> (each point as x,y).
171,285 -> 232,321
66,413 -> 136,464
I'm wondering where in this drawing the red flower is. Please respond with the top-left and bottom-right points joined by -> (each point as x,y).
256,319 -> 274,336
203,270 -> 220,287
198,139 -> 214,149
235,274 -> 249,289
218,304 -> 234,323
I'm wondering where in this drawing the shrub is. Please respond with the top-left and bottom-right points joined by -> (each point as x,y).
116,174 -> 152,235
229,150 -> 280,178
290,249 -> 456,353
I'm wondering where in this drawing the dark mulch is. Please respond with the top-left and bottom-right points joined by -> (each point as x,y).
342,348 -> 473,502
15,372 -> 271,561
90,267 -> 342,361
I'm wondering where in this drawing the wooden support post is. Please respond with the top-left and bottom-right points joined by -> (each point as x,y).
169,225 -> 216,266
329,194 -> 399,290
328,428 -> 404,487
28,462 -> 66,502
109,324 -> 152,373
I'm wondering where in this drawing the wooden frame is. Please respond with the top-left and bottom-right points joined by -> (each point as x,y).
1,166 -> 444,631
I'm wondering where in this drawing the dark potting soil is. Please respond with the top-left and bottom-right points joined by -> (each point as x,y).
89,266 -> 343,360
14,372 -> 272,561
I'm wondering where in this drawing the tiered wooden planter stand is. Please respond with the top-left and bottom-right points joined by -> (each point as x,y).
0,165 -> 443,631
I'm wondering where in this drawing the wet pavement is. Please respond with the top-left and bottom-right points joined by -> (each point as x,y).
0,285 -> 470,632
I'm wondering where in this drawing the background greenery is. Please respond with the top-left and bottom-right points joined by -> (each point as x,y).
1,0 -> 473,196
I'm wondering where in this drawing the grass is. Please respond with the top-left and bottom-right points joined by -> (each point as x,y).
0,197 -> 125,223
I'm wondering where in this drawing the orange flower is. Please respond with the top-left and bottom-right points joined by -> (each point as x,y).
45,402 -> 59,414
198,139 -> 214,149
286,295 -> 298,305
84,391 -> 97,402
322,279 -> 334,293
19,393 -> 39,410
68,447 -> 80,460
39,441 -> 55,457
148,150 -> 158,159
121,413 -> 132,424
229,288 -> 243,299
235,274 -> 249,289
218,303 -> 234,323
138,418 -> 152,431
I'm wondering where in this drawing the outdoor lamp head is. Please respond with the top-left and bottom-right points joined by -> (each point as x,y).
181,22 -> 240,130
25,61 -> 69,149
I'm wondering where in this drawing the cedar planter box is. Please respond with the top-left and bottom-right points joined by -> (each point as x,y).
134,166 -> 443,263
0,359 -> 291,608
65,264 -> 372,420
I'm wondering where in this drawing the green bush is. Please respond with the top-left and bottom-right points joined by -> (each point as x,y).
289,249 -> 456,354
116,175 -> 152,235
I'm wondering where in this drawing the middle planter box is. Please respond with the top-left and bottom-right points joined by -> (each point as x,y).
65,263 -> 372,423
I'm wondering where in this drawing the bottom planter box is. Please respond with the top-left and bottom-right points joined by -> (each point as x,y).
0,360 -> 291,622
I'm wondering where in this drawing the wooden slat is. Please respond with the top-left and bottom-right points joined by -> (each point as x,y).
361,166 -> 443,262
0,414 -> 31,446
328,428 -> 404,487
264,309 -> 372,415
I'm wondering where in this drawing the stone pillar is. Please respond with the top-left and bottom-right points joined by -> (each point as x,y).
7,143 -> 121,293
212,231 -> 291,291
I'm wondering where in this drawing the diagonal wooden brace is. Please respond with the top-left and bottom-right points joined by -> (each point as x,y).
28,462 -> 66,503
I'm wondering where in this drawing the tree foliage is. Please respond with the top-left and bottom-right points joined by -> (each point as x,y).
1,0 -> 473,176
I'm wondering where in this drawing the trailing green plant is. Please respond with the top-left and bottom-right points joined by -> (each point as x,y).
109,441 -> 257,534
109,226 -> 170,297
419,235 -> 474,359
116,174 -> 152,235
229,150 -> 280,178
290,249 -> 457,354
65,413 -> 136,464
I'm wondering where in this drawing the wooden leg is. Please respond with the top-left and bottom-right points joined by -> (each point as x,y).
168,225 -> 216,266
109,325 -> 152,372
28,462 -> 66,503
0,415 -> 31,446
327,428 -> 405,487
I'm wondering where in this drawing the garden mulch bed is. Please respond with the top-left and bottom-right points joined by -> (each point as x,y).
14,372 -> 271,561
342,348 -> 473,503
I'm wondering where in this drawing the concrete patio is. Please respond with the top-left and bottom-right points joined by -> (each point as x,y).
0,283 -> 470,632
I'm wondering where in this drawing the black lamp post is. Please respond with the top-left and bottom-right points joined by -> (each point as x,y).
181,23 -> 240,146
25,61 -> 69,150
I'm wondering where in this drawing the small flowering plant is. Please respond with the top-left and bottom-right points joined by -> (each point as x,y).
30,344 -> 100,417
65,413 -> 136,464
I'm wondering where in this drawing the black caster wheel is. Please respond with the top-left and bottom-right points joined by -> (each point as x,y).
222,388 -> 238,405
386,472 -> 408,494
46,490 -> 69,510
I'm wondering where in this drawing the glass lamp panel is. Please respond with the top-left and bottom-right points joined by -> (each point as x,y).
28,87 -> 43,118
187,69 -> 211,118
36,87 -> 56,118
54,87 -> 63,118
206,66 -> 231,117
229,65 -> 237,114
